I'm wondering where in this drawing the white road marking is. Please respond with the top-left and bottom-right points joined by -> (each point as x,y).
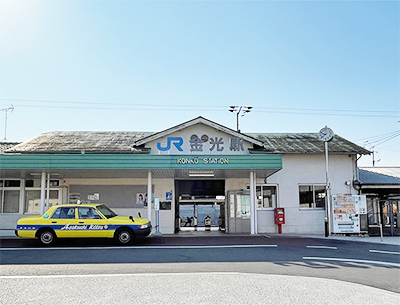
369,250 -> 400,255
303,256 -> 400,267
0,244 -> 278,251
0,272 -> 245,279
306,246 -> 337,250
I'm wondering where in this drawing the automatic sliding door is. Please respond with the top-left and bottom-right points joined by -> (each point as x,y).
228,191 -> 250,233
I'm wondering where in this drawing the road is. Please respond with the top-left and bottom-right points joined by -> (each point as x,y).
1,235 -> 399,304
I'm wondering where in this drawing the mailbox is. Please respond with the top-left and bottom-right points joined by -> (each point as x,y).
274,208 -> 285,225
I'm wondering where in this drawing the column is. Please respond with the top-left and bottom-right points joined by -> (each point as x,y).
250,171 -> 255,235
147,171 -> 152,225
46,173 -> 50,211
40,172 -> 46,215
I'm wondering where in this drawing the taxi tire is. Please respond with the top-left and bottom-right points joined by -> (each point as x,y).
115,228 -> 134,245
37,228 -> 57,246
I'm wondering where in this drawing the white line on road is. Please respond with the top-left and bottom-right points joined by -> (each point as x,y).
369,250 -> 400,255
0,244 -> 278,251
306,246 -> 337,250
303,256 -> 400,267
0,272 -> 244,279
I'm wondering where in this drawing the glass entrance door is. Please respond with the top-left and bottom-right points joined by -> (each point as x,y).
228,190 -> 251,233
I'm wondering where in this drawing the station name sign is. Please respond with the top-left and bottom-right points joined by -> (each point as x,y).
157,135 -> 246,154
176,157 -> 229,165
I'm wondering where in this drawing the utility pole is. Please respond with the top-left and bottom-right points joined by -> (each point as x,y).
229,106 -> 252,132
1,105 -> 14,141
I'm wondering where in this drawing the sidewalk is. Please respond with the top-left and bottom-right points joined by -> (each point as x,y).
2,228 -> 399,245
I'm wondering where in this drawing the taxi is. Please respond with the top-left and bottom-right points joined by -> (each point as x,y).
15,203 -> 151,246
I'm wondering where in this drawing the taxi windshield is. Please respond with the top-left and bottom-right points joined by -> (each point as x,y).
96,205 -> 118,219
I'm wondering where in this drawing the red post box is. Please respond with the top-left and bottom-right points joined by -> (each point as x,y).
274,208 -> 285,234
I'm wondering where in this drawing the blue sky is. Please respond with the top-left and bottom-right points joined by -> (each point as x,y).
0,0 -> 399,166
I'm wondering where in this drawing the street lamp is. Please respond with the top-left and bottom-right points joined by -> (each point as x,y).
229,106 -> 252,132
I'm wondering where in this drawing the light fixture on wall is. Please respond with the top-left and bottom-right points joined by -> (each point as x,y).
30,173 -> 60,176
352,180 -> 362,192
188,171 -> 215,177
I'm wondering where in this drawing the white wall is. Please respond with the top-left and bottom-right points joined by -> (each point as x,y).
257,154 -> 356,234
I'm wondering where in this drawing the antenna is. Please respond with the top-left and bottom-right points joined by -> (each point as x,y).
1,105 -> 14,141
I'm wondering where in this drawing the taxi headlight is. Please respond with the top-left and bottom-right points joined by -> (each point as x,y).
139,224 -> 149,229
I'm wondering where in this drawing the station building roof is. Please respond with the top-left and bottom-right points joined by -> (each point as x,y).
4,117 -> 370,155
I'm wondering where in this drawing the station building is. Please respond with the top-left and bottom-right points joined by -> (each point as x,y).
0,117 -> 371,235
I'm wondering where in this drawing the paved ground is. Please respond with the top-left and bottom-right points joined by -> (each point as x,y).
2,228 -> 399,245
2,272 -> 399,305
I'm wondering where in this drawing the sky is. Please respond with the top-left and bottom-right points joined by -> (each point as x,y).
0,0 -> 399,167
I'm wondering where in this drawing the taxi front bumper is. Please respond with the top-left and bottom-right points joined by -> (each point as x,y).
135,225 -> 152,239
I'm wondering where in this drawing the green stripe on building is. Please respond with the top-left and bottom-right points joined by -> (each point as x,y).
0,154 -> 282,170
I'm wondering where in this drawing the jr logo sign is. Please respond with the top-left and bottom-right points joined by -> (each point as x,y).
157,137 -> 184,151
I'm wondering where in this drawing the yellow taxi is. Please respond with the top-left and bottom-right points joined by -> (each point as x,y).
15,203 -> 151,246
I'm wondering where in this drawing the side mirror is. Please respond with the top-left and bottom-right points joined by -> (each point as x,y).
138,212 -> 142,218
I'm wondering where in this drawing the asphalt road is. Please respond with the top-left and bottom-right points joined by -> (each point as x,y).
1,235 -> 399,304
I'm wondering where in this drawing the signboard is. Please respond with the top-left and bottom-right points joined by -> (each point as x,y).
69,193 -> 80,204
87,193 -> 99,201
332,194 -> 367,234
156,135 -> 245,154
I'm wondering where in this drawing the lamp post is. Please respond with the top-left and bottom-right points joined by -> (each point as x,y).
229,106 -> 252,132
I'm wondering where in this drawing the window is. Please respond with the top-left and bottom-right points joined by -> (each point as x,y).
299,185 -> 326,209
3,190 -> 20,213
24,189 -> 60,214
51,207 -> 75,219
256,185 -> 278,209
25,190 -> 41,214
78,207 -> 101,219
1,179 -> 21,213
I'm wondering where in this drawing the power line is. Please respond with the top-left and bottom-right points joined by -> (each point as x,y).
369,132 -> 400,146
256,105 -> 397,114
356,130 -> 400,141
1,98 -> 399,118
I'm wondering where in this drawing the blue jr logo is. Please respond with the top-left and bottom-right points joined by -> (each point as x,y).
157,137 -> 184,151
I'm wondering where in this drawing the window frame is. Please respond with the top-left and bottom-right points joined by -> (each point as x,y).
256,184 -> 279,210
298,184 -> 326,210
24,187 -> 62,214
0,179 -> 22,214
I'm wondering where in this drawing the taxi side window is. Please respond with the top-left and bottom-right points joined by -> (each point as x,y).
78,207 -> 101,219
51,207 -> 75,219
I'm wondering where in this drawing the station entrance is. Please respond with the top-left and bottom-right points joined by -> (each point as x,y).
174,180 -> 225,234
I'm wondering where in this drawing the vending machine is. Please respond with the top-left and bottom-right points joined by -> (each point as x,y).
332,194 -> 367,234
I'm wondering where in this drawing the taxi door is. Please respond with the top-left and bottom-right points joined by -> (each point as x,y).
48,206 -> 78,238
77,207 -> 112,238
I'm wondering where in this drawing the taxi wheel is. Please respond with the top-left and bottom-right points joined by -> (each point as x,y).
115,228 -> 134,245
38,229 -> 56,246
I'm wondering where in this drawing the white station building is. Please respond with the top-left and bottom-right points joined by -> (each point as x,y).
0,117 -> 371,235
